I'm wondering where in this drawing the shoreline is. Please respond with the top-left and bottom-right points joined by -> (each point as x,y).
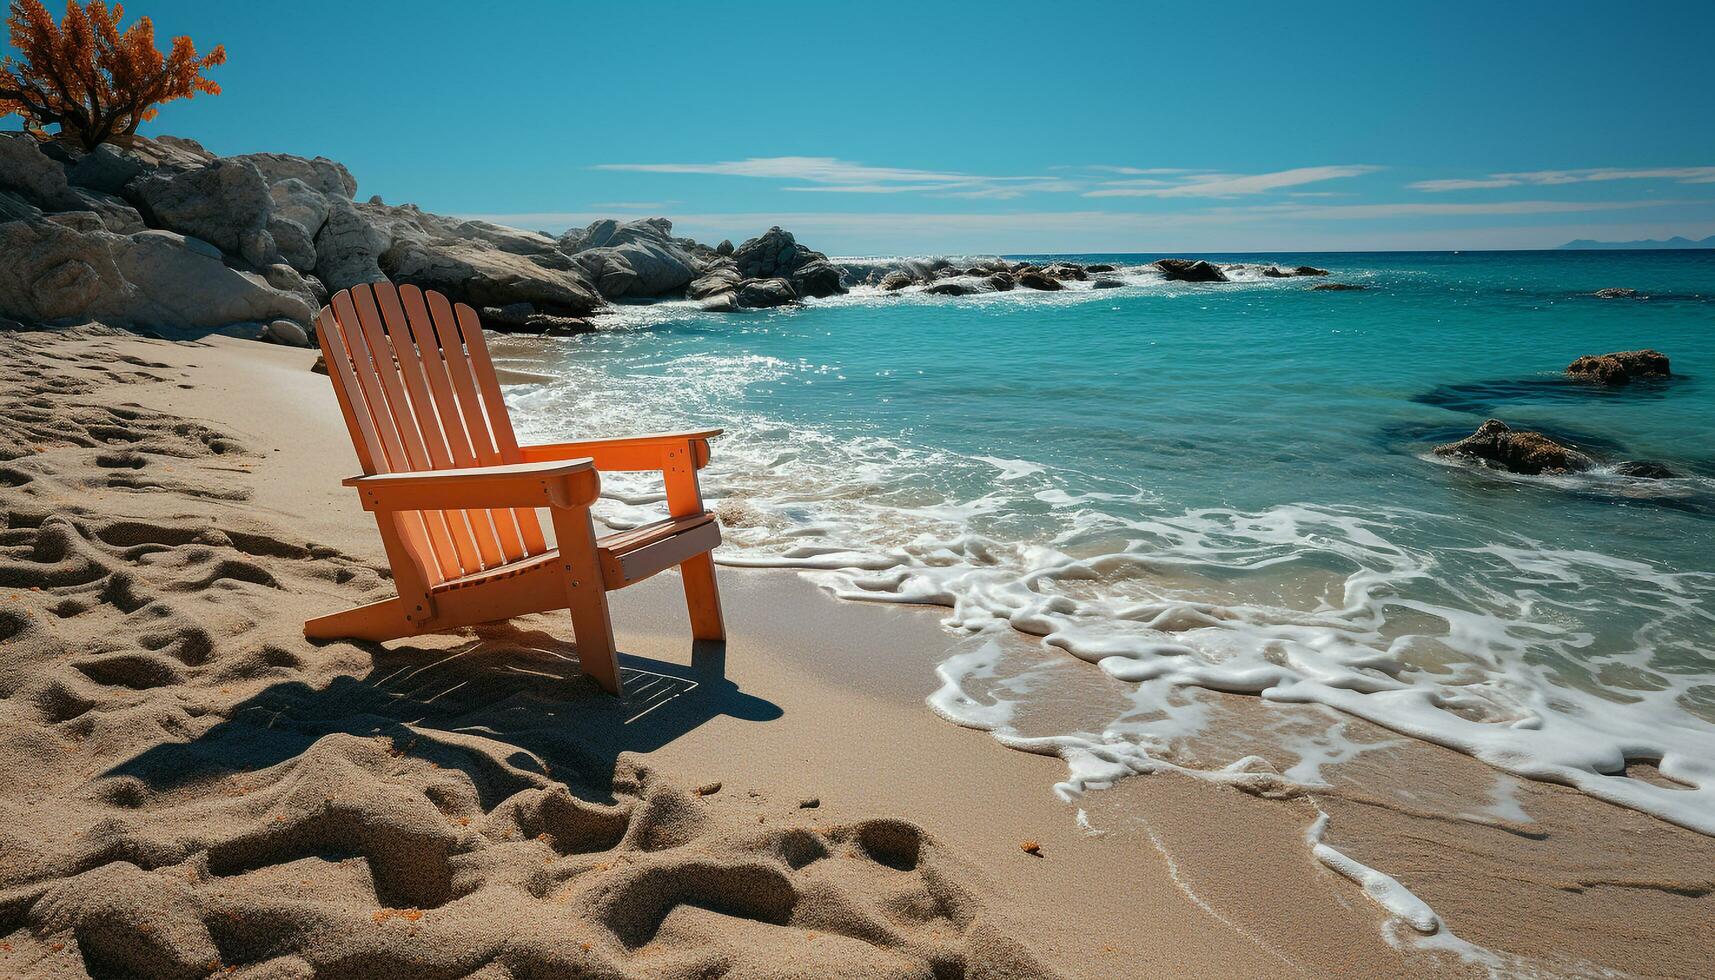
2,327 -> 1711,977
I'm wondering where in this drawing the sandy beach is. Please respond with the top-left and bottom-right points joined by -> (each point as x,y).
0,326 -> 1709,978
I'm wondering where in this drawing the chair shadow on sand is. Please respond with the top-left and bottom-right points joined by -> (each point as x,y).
105,627 -> 781,808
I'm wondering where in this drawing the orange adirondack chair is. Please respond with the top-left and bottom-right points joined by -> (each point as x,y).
303,281 -> 724,695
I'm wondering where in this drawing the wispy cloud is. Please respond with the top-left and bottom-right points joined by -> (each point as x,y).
594,156 -> 1381,201
592,156 -> 1067,197
1223,199 -> 1694,220
1411,167 -> 1715,192
1084,165 -> 1381,198
587,200 -> 679,210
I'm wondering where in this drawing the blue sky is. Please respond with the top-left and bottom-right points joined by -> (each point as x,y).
7,0 -> 1715,253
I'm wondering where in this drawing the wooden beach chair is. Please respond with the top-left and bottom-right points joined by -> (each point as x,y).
303,281 -> 724,695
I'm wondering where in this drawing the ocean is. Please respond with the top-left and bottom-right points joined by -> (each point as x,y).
499,250 -> 1715,836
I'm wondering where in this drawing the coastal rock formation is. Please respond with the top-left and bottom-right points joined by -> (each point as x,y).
790,258 -> 846,299
734,226 -> 841,290
378,207 -> 602,315
1433,419 -> 1594,475
131,158 -> 279,267
1153,258 -> 1229,283
558,217 -> 701,299
1041,262 -> 1088,281
879,270 -> 916,291
687,262 -> 743,301
312,195 -> 388,290
1015,269 -> 1065,291
1615,460 -> 1678,479
0,220 -> 316,329
1593,287 -> 1641,299
734,277 -> 798,308
0,132 -> 77,206
1567,349 -> 1670,385
1093,277 -> 1125,288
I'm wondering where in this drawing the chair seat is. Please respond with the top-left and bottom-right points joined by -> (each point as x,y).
431,511 -> 718,594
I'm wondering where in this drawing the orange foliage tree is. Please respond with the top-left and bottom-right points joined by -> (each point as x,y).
0,0 -> 224,149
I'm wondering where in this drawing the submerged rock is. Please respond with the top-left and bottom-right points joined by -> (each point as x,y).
1614,460 -> 1677,479
1312,283 -> 1367,291
1294,265 -> 1330,276
1152,258 -> 1229,283
1085,263 -> 1117,273
1433,419 -> 1594,475
1593,287 -> 1641,299
1092,277 -> 1125,289
1567,349 -> 1670,385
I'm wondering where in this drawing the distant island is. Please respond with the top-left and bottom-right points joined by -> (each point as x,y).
1558,233 -> 1715,250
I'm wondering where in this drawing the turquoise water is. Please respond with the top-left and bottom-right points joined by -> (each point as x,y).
501,251 -> 1715,832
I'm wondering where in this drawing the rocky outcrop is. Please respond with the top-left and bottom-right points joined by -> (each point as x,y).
1433,419 -> 1594,475
1041,262 -> 1088,281
1015,269 -> 1064,291
1614,460 -> 1677,479
66,143 -> 147,194
789,259 -> 845,299
734,226 -> 829,281
878,270 -> 915,291
734,278 -> 797,309
1092,277 -> 1125,289
0,220 -> 315,330
687,263 -> 743,301
131,159 -> 277,267
0,133 -> 76,208
1567,349 -> 1670,385
267,178 -> 333,272
558,217 -> 701,299
229,152 -> 357,199
375,205 -> 601,315
1153,258 -> 1229,283
313,196 -> 389,290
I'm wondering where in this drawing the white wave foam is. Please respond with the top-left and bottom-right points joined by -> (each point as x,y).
500,315 -> 1715,846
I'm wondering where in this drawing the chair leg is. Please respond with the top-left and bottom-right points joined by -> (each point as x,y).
550,504 -> 623,695
680,552 -> 726,642
567,581 -> 621,695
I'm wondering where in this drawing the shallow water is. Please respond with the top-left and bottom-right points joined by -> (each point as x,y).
500,250 -> 1715,834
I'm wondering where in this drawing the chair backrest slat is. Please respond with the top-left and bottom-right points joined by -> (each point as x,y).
371,282 -> 485,576
317,283 -> 554,589
397,285 -> 509,568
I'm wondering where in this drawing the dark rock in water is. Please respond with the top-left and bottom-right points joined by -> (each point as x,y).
1092,277 -> 1125,289
1312,283 -> 1366,291
925,279 -> 979,296
1261,266 -> 1291,278
479,302 -> 593,335
879,270 -> 916,291
1433,419 -> 1594,475
733,226 -> 828,280
1085,263 -> 1117,273
987,272 -> 1015,292
1153,258 -> 1229,283
789,258 -> 846,299
1015,270 -> 1065,291
1614,460 -> 1677,479
1294,265 -> 1330,276
715,239 -> 735,256
734,277 -> 797,309
1567,349 -> 1670,385
1041,262 -> 1088,281
1593,287 -> 1640,299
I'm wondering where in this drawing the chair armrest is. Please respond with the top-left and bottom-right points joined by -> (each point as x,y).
343,459 -> 600,512
518,429 -> 722,472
